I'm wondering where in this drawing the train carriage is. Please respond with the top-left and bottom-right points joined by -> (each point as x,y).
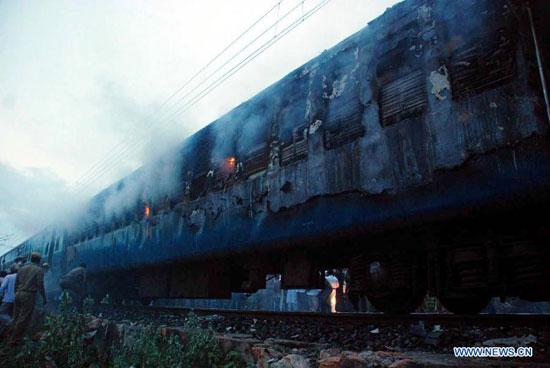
2,0 -> 549,314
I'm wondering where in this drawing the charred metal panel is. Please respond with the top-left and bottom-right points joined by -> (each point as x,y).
326,143 -> 362,193
385,115 -> 433,188
268,159 -> 310,212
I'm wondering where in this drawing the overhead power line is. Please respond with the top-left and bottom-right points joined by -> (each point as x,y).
72,0 -> 292,190
73,0 -> 331,194
9,0 -> 332,251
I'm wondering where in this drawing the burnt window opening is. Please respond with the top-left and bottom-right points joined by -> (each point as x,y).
379,69 -> 427,126
280,126 -> 308,166
210,169 -> 225,192
211,167 -> 235,192
375,36 -> 425,127
189,172 -> 208,200
186,153 -> 245,199
324,121 -> 365,149
323,92 -> 364,149
311,43 -> 365,150
450,28 -> 515,100
244,145 -> 269,177
187,126 -> 215,175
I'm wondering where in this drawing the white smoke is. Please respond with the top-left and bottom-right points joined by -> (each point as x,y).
0,162 -> 86,253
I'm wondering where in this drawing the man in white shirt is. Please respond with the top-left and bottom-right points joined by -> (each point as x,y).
0,267 -> 18,317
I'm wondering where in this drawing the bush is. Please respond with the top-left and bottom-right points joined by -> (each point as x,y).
112,313 -> 247,368
0,291 -> 99,368
0,298 -> 247,368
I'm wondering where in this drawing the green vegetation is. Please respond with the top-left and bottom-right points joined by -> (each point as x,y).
0,293 -> 247,368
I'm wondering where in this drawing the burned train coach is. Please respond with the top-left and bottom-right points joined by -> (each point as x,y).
2,0 -> 549,313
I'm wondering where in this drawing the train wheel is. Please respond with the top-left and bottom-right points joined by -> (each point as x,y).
439,295 -> 490,314
364,255 -> 427,314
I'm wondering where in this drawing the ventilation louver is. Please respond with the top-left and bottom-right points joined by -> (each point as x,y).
380,69 -> 426,126
451,29 -> 515,100
280,127 -> 308,166
244,146 -> 269,177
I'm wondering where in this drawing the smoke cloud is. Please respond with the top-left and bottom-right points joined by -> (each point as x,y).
0,162 -> 85,253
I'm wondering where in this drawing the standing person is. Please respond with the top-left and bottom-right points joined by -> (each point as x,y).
13,257 -> 24,272
9,252 -> 46,343
30,263 -> 52,336
0,267 -> 18,317
59,263 -> 87,312
320,273 -> 339,313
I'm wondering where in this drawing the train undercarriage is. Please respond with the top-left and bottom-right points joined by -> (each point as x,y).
88,201 -> 550,315
345,212 -> 550,314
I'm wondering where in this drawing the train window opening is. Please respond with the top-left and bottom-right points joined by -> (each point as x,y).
244,145 -> 269,177
318,47 -> 364,150
280,126 -> 308,166
323,94 -> 365,150
379,69 -> 427,126
450,28 -> 515,100
189,172 -> 208,200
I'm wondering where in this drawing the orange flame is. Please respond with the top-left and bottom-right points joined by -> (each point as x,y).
223,156 -> 237,173
144,205 -> 151,218
227,156 -> 236,168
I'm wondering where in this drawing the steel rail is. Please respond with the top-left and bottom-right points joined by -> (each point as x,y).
99,304 -> 550,327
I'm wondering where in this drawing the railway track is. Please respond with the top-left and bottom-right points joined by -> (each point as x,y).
98,304 -> 550,327
91,304 -> 549,362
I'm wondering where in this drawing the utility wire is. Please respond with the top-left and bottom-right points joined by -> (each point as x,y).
72,0 -> 289,189
74,0 -> 330,193
8,0 -> 332,250
155,0 -> 306,124
76,0 -> 330,193
74,0 -> 311,191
